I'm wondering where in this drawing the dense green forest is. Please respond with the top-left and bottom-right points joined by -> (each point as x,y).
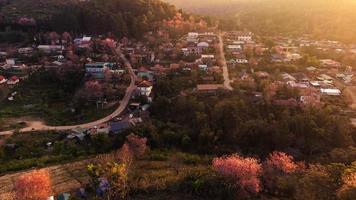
166,0 -> 356,42
0,0 -> 177,38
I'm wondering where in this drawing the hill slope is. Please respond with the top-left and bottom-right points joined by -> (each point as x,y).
0,0 -> 177,38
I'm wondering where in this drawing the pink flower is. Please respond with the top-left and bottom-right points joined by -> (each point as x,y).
212,154 -> 262,196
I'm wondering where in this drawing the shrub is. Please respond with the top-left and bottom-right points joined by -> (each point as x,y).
179,170 -> 236,199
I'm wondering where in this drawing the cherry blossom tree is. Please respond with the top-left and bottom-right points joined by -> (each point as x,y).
126,133 -> 148,157
262,151 -> 301,195
84,80 -> 103,100
212,154 -> 262,197
61,32 -> 72,44
49,32 -> 60,45
14,170 -> 52,200
264,151 -> 299,174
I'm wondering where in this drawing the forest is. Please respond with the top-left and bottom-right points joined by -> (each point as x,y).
0,0 -> 178,38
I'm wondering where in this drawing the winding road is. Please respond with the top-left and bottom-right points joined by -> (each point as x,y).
218,34 -> 233,91
0,51 -> 136,136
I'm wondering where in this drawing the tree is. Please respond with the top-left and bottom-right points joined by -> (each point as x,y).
264,151 -> 299,174
14,170 -> 52,200
87,134 -> 147,199
337,162 -> 356,200
87,162 -> 129,199
125,133 -> 148,158
212,154 -> 262,197
263,151 -> 301,195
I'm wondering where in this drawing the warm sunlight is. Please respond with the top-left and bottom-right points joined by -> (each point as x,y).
0,0 -> 356,199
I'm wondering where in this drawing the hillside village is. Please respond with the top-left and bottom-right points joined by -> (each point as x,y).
0,12 -> 356,198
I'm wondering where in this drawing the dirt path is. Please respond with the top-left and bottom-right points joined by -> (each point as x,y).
344,86 -> 356,109
218,34 -> 233,91
341,86 -> 356,127
0,52 -> 136,136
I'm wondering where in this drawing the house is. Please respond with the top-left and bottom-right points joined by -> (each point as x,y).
182,46 -> 200,56
45,61 -> 64,69
287,81 -> 308,89
320,59 -> 341,68
208,66 -> 222,74
227,59 -> 238,66
234,54 -> 248,64
0,75 -> 7,84
281,73 -> 296,82
198,64 -> 208,71
300,94 -> 321,107
232,40 -> 245,45
37,45 -> 64,54
95,124 -> 110,134
110,121 -> 130,134
137,67 -> 154,81
271,54 -> 285,62
285,53 -> 302,61
85,62 -> 114,79
197,42 -> 209,50
273,98 -> 299,107
196,84 -> 225,94
227,45 -> 243,52
317,74 -> 333,82
18,47 -> 33,55
255,71 -> 270,79
67,128 -> 88,142
7,76 -> 19,85
201,54 -> 215,63
320,88 -> 341,96
137,80 -> 153,97
170,63 -> 180,70
306,66 -> 317,72
74,36 -> 92,48
187,32 -> 199,43
236,32 -> 253,41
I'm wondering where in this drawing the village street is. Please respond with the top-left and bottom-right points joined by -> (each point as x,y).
218,34 -> 233,91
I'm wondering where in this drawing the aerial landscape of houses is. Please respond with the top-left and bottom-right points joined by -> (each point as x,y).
0,0 -> 356,199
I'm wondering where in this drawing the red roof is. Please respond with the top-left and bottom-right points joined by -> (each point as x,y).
138,80 -> 152,87
138,66 -> 148,72
0,75 -> 5,81
10,76 -> 19,81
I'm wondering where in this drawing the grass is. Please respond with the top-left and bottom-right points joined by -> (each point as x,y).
0,150 -> 213,199
0,69 -> 123,126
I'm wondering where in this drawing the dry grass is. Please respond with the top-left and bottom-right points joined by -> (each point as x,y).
0,151 -> 210,199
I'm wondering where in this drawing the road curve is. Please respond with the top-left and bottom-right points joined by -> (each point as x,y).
218,34 -> 233,91
0,53 -> 136,136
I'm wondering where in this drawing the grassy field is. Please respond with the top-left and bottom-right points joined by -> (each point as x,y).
0,150 -> 212,200
0,70 -> 124,126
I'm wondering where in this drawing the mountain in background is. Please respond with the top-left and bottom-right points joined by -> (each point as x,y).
165,0 -> 356,42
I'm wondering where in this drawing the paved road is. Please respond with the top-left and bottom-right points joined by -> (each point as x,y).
0,52 -> 136,136
218,34 -> 233,91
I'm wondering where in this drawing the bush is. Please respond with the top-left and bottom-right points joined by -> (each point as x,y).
179,170 -> 236,199
148,151 -> 169,161
177,152 -> 207,165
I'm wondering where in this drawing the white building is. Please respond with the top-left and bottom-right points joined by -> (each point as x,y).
320,88 -> 341,96
237,32 -> 253,41
137,80 -> 153,97
227,45 -> 243,52
187,32 -> 199,43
